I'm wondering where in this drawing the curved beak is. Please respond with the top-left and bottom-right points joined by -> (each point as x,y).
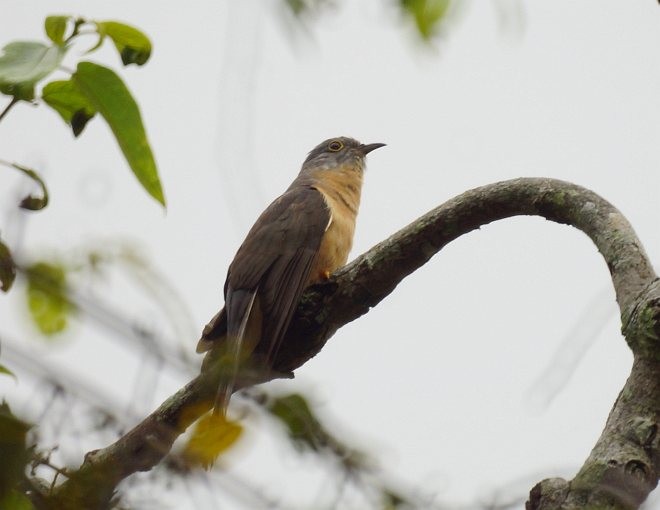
358,142 -> 386,155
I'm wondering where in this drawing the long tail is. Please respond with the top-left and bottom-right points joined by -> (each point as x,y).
213,290 -> 257,416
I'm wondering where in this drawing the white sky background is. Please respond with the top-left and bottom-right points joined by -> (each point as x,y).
1,0 -> 660,508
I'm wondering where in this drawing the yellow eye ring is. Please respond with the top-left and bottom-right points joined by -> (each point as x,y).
328,140 -> 343,152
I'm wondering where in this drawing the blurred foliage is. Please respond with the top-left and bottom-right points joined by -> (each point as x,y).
285,0 -> 308,16
25,262 -> 72,335
0,490 -> 35,510
400,0 -> 452,40
0,236 -> 16,292
382,489 -> 409,509
281,0 -> 454,41
262,392 -> 426,507
268,392 -> 326,452
283,0 -> 335,17
0,363 -> 16,380
3,240 -> 197,351
0,402 -> 31,502
182,410 -> 243,469
266,393 -> 367,470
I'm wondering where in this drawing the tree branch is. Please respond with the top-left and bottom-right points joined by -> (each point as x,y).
48,178 -> 660,509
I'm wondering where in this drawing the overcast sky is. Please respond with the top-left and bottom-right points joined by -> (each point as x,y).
2,1 -> 660,508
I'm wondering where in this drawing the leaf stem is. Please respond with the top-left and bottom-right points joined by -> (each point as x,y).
0,96 -> 20,123
63,17 -> 87,44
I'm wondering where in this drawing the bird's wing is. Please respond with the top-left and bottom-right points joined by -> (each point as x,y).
199,185 -> 331,366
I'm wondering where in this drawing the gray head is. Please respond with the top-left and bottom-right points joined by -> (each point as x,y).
301,137 -> 385,172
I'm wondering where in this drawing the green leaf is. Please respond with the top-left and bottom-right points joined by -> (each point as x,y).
25,262 -> 72,335
0,402 -> 31,501
96,21 -> 152,66
400,0 -> 451,40
3,162 -> 49,211
45,16 -> 71,46
0,42 -> 65,100
42,79 -> 96,136
73,62 -> 165,206
0,238 -> 16,292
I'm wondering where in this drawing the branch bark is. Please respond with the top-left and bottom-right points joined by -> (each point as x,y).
47,178 -> 660,509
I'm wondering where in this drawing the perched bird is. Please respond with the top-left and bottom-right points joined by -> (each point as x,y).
197,136 -> 385,414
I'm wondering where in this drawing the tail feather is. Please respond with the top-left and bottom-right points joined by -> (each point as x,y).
213,289 -> 258,416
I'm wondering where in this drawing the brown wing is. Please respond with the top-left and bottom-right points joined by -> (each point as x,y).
199,185 -> 330,365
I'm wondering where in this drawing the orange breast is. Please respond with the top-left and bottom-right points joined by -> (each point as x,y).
309,167 -> 363,284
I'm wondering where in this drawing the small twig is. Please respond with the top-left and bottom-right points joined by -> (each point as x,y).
29,448 -> 71,493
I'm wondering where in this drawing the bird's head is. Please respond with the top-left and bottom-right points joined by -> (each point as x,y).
300,137 -> 385,175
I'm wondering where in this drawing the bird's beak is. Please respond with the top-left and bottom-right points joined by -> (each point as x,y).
358,142 -> 386,155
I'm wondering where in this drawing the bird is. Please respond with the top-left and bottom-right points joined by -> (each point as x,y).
197,136 -> 385,414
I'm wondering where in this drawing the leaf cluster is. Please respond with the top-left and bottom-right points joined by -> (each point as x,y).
0,15 -> 165,311
0,14 -> 164,221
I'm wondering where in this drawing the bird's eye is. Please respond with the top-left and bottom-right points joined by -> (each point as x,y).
328,140 -> 343,152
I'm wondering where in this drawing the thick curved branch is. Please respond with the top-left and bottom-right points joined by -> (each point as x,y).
281,177 -> 655,371
49,178 -> 660,509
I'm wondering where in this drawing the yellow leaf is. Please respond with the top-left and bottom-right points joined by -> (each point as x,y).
182,412 -> 243,469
